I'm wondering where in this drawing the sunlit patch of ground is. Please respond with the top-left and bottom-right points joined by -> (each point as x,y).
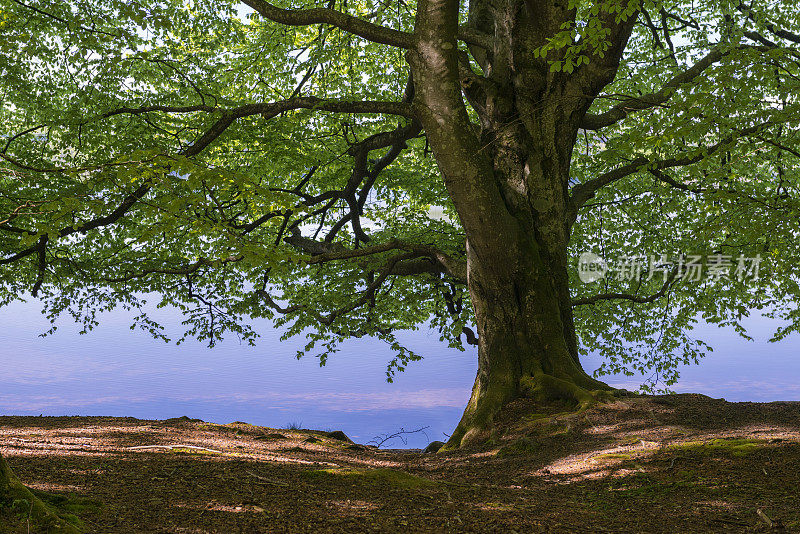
696,499 -> 741,511
529,428 -> 795,483
176,501 -> 267,513
473,502 -> 515,512
2,394 -> 800,532
24,481 -> 86,494
325,499 -> 380,515
1,416 -> 405,470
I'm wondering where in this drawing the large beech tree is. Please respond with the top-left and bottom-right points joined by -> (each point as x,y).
2,0 -> 800,468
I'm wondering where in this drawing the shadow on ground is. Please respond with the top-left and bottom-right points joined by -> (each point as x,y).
1,394 -> 798,533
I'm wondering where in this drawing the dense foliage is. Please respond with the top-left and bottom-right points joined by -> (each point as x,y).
1,0 -> 799,390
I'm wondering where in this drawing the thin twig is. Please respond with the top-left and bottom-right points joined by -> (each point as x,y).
368,426 -> 430,448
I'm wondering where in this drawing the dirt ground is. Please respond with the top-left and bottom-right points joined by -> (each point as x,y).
1,393 -> 798,533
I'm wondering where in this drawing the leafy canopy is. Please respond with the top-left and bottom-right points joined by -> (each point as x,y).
1,0 -> 799,388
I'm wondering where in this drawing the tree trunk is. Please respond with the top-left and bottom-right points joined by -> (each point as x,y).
406,0 -> 636,448
446,213 -> 612,448
0,451 -> 81,533
441,93 -> 618,447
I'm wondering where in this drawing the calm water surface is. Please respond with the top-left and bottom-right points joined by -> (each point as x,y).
1,301 -> 799,448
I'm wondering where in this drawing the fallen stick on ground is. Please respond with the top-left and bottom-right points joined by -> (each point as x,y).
756,509 -> 773,528
126,445 -> 223,453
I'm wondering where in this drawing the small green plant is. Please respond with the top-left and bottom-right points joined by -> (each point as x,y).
671,438 -> 767,457
10,497 -> 31,516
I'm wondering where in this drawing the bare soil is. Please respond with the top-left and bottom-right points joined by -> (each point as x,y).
1,393 -> 799,533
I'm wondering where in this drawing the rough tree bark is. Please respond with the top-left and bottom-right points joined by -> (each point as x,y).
407,0 -> 637,447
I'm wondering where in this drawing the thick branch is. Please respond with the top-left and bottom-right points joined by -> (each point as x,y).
571,123 -> 771,209
1,99 -> 407,286
0,182 -> 151,266
576,5 -> 640,96
406,0 -> 499,249
457,50 -> 488,116
103,104 -> 215,118
581,48 -> 727,130
258,251 -> 417,326
461,326 -> 478,345
102,255 -> 243,283
243,0 -> 415,48
457,25 -> 492,49
285,230 -> 467,282
572,266 -> 678,306
187,98 -> 413,156
737,3 -> 800,45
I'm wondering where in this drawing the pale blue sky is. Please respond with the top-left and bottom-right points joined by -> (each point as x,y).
1,299 -> 798,447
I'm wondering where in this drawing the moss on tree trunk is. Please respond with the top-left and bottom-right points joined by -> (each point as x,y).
405,0 -> 641,451
444,213 -> 615,449
0,452 -> 82,533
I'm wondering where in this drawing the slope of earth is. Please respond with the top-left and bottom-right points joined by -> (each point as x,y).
0,393 -> 798,533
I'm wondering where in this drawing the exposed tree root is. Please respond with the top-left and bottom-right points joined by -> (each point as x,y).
0,453 -> 83,533
520,372 -> 617,412
445,372 -> 633,450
